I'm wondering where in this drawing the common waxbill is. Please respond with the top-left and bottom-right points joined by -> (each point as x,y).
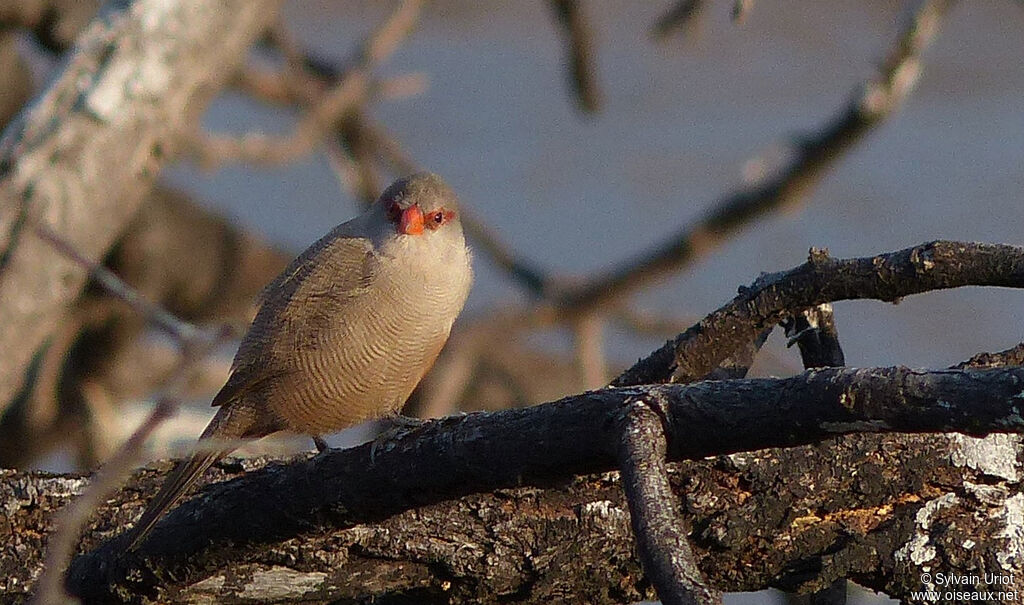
125,173 -> 472,550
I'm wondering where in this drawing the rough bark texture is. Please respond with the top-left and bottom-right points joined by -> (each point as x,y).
618,394 -> 722,605
2,366 -> 1024,603
615,242 -> 1024,386
0,0 -> 282,413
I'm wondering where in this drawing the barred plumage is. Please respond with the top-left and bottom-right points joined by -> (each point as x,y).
125,173 -> 472,550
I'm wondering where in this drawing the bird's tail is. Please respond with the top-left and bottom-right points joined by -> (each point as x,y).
124,447 -> 227,551
124,405 -> 252,551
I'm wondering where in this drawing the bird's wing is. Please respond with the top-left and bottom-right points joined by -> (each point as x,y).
212,235 -> 377,408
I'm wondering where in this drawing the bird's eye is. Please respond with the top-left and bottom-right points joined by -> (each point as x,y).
432,211 -> 445,224
387,202 -> 401,222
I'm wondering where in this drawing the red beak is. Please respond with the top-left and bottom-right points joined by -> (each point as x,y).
398,204 -> 424,235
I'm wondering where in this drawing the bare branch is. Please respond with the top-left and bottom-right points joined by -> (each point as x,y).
651,0 -> 704,40
617,394 -> 722,605
30,325 -> 232,605
548,0 -> 602,113
731,0 -> 754,24
614,241 -> 1024,386
31,222 -> 202,346
30,399 -> 175,605
557,0 -> 952,316
187,0 -> 423,168
955,342 -> 1024,369
572,313 -> 608,389
782,303 -> 847,605
782,303 -> 846,369
52,364 -> 1024,602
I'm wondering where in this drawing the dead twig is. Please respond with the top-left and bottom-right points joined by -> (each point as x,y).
782,303 -> 847,605
572,313 -> 608,389
731,0 -> 754,24
29,325 -> 231,605
782,303 -> 846,369
30,222 -> 202,347
651,0 -> 705,40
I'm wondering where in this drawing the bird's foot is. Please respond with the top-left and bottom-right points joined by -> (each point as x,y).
369,415 -> 428,463
313,436 -> 330,453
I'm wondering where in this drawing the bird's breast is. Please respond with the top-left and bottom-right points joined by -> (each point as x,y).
270,240 -> 471,435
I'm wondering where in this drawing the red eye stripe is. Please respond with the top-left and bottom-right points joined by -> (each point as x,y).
425,208 -> 456,230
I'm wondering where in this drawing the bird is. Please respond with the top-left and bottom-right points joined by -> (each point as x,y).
124,172 -> 473,551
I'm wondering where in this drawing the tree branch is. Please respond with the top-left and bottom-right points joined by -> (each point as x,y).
548,0 -> 602,113
0,0 -> 282,413
615,241 -> 1024,386
23,364 -> 1023,602
556,0 -> 952,316
617,394 -> 722,605
782,303 -> 847,605
783,303 -> 846,369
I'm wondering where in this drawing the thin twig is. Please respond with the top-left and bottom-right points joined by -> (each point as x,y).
29,325 -> 231,605
651,0 -> 705,40
31,222 -> 202,346
325,133 -> 368,202
188,0 -> 423,168
335,109 -> 382,207
731,0 -> 754,24
557,0 -> 952,317
573,313 -> 607,389
548,0 -> 602,113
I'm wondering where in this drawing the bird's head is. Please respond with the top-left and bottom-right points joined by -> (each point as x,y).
377,172 -> 462,238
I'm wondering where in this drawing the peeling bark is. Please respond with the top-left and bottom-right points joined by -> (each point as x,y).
0,0 -> 282,413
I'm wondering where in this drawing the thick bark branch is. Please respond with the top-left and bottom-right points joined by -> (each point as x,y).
1,366 -> 1022,602
615,241 -> 1024,386
782,303 -> 847,605
0,0 -> 281,412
